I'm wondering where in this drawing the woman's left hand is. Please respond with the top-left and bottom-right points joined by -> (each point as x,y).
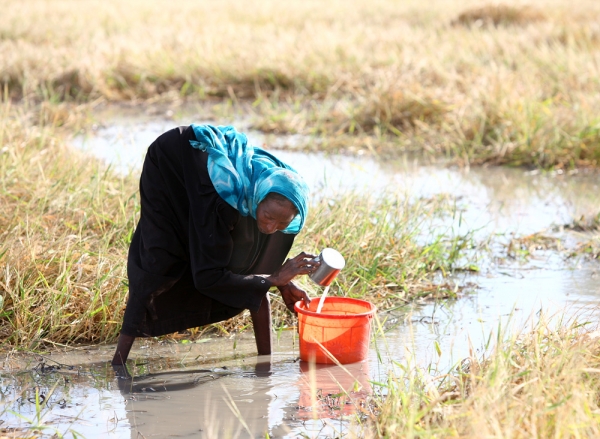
278,282 -> 311,313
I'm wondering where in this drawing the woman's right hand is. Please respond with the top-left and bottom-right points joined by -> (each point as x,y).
265,252 -> 320,287
278,282 -> 311,312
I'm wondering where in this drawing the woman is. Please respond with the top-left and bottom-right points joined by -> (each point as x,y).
111,124 -> 318,365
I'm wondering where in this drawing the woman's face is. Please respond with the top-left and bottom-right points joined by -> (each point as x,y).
256,197 -> 296,234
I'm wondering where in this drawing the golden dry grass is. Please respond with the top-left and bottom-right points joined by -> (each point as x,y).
0,103 -> 136,345
369,315 -> 600,438
1,0 -> 600,167
452,4 -> 546,27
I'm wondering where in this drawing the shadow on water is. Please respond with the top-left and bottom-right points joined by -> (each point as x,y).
7,108 -> 591,437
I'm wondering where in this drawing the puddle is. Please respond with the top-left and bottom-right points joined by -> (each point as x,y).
1,336 -> 372,438
4,110 -> 595,437
384,263 -> 600,372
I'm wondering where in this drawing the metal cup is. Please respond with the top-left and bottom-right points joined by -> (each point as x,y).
309,248 -> 345,287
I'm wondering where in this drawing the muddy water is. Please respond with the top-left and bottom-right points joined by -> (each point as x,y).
2,111 -> 598,438
1,336 -> 372,438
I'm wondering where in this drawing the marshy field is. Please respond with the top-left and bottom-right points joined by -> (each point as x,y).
1,0 -> 600,437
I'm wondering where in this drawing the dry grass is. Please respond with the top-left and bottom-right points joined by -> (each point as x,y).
567,212 -> 600,232
563,212 -> 600,260
1,0 -> 600,168
0,103 -> 137,346
368,314 -> 600,438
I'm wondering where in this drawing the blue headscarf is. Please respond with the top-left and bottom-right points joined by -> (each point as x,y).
189,124 -> 309,234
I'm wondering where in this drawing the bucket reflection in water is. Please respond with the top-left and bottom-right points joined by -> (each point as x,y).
296,360 -> 371,420
295,297 -> 376,364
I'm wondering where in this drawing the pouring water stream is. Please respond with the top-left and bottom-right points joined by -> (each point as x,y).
315,285 -> 330,313
309,248 -> 345,313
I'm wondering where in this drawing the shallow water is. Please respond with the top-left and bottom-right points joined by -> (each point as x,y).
2,110 -> 597,438
0,336 -> 373,438
73,111 -> 600,240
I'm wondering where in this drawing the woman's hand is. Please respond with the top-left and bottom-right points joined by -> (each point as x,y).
265,252 -> 320,287
278,282 -> 311,313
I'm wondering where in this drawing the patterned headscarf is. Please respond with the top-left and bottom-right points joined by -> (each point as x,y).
189,124 -> 309,234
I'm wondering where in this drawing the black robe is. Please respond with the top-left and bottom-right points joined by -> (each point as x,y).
120,126 -> 295,337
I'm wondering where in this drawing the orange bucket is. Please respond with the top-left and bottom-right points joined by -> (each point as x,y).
294,297 -> 376,364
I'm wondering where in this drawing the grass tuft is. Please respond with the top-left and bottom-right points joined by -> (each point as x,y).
452,4 -> 546,27
369,314 -> 600,438
332,90 -> 448,136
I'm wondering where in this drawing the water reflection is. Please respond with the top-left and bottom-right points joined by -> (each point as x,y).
0,343 -> 382,438
2,272 -> 600,439
113,364 -> 269,438
295,361 -> 371,420
382,264 -> 600,373
0,361 -> 130,438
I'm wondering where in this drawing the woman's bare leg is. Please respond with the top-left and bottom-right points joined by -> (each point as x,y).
250,294 -> 272,355
111,334 -> 136,365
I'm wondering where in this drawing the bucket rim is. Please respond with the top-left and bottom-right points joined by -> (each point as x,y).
294,297 -> 377,319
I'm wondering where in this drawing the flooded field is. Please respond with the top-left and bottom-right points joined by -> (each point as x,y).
73,109 -> 599,240
1,109 -> 598,438
2,265 -> 598,438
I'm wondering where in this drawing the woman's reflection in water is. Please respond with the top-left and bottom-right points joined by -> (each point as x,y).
110,358 -> 274,438
110,357 -> 371,437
